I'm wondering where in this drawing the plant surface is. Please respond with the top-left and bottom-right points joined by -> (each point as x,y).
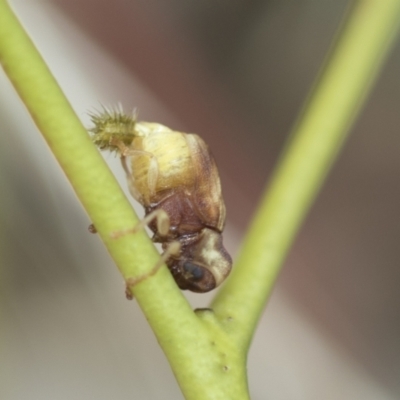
1,0 -> 399,398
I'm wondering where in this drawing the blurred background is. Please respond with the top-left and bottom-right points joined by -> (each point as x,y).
1,1 -> 399,399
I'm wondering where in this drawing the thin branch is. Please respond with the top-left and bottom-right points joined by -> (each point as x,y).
212,0 -> 400,350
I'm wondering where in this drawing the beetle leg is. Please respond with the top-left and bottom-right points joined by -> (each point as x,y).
120,155 -> 142,202
88,224 -> 97,233
108,137 -> 130,154
109,209 -> 181,299
133,209 -> 170,237
125,241 -> 181,299
109,137 -> 159,199
110,209 -> 170,239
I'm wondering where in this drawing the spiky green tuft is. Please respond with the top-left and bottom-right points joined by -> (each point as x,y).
88,106 -> 137,152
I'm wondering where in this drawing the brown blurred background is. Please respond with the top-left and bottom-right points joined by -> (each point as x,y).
1,1 -> 399,399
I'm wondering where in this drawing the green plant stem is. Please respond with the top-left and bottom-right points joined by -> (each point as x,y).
0,1 -> 249,398
212,0 -> 400,350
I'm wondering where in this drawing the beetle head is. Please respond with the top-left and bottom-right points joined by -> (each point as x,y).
167,228 -> 232,293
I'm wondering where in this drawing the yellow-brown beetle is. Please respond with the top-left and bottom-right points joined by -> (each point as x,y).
90,109 -> 232,293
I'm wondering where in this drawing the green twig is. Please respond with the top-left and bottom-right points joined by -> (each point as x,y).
212,0 -> 400,351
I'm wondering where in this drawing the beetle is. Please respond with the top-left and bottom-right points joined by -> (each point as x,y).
90,109 -> 232,293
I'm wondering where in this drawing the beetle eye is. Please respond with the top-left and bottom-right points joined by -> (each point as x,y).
183,262 -> 204,281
